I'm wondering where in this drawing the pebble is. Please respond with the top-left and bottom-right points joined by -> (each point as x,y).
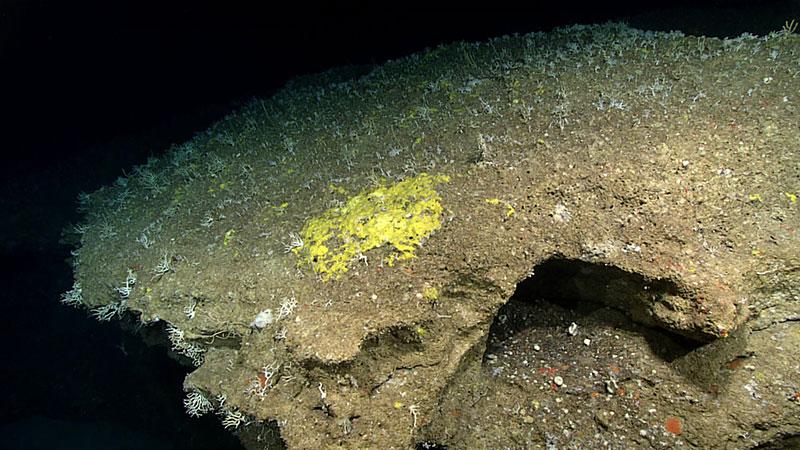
568,322 -> 579,336
594,410 -> 613,429
553,376 -> 564,386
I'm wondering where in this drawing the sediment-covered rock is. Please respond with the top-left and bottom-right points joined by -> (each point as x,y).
63,23 -> 799,449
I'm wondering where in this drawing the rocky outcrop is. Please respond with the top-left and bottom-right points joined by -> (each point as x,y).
64,23 -> 799,449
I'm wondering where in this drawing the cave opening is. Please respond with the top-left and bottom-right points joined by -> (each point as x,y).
485,258 -> 704,365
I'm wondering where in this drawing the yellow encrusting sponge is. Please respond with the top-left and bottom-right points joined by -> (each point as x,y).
295,173 -> 450,280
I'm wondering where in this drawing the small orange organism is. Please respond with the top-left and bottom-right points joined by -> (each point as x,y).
666,417 -> 681,434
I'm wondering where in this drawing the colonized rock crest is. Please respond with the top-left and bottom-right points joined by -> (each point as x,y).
64,22 -> 799,449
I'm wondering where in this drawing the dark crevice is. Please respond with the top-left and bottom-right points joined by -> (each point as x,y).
415,442 -> 449,450
752,434 -> 800,449
487,258 -> 703,363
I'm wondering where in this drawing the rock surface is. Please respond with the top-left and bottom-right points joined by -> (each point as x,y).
64,23 -> 799,449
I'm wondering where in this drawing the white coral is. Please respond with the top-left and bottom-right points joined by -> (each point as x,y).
166,324 -> 205,366
278,296 -> 297,320
183,389 -> 213,417
220,408 -> 247,429
60,282 -> 83,307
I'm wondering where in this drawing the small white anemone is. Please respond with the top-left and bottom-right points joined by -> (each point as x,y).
250,309 -> 273,329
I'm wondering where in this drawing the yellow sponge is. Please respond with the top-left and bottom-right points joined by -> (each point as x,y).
295,173 -> 449,280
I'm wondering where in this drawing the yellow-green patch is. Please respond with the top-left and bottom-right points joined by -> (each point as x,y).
295,173 -> 450,280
